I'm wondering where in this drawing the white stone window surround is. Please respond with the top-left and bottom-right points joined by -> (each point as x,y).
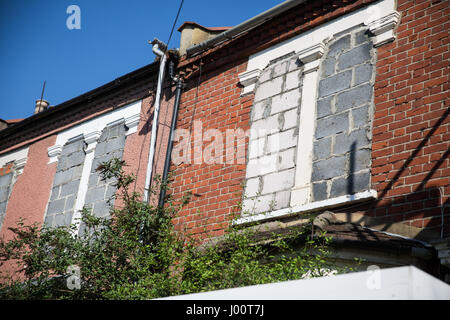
235,0 -> 400,225
46,99 -> 142,229
241,0 -> 399,76
0,146 -> 29,185
47,100 -> 142,164
0,147 -> 29,224
70,130 -> 101,230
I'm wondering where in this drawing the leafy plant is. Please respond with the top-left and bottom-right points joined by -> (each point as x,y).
0,158 -> 347,299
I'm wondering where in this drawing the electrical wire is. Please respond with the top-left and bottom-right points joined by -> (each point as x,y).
163,0 -> 184,55
187,58 -> 203,158
134,0 -> 184,192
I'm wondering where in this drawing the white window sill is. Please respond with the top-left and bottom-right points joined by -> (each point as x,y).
233,189 -> 378,225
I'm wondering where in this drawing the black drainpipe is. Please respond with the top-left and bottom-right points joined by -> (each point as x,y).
158,59 -> 183,208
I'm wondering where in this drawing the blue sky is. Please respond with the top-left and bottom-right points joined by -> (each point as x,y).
0,0 -> 282,121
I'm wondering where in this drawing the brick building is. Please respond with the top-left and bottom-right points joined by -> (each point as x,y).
1,0 -> 449,282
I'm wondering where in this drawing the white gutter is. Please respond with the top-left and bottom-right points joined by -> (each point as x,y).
144,39 -> 168,202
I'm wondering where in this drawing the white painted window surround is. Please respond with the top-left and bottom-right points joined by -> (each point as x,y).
235,0 -> 400,225
46,100 -> 142,228
0,146 -> 29,184
47,100 -> 142,164
71,130 -> 101,230
241,0 -> 399,76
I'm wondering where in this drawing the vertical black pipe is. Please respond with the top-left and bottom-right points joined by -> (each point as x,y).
158,75 -> 183,208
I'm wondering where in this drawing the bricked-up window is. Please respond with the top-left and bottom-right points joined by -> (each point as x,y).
243,52 -> 302,215
44,136 -> 86,228
242,28 -> 376,217
44,122 -> 127,231
312,29 -> 374,202
43,100 -> 141,231
0,163 -> 14,230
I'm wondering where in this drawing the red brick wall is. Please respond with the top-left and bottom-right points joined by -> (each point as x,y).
370,0 -> 450,235
172,0 -> 386,242
172,0 -> 449,240
170,60 -> 253,240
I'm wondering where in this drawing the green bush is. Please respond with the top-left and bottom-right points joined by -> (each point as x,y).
0,158 -> 344,300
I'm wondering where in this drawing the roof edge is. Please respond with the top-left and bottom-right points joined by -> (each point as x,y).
177,21 -> 232,33
0,61 -> 159,146
185,0 -> 308,57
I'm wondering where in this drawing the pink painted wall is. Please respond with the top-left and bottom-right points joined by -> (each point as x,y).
0,135 -> 57,279
120,96 -> 153,200
119,88 -> 175,207
0,88 -> 175,280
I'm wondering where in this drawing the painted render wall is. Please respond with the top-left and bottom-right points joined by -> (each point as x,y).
0,90 -> 180,278
0,88 -> 175,243
0,136 -> 57,279
42,97 -> 172,230
0,135 -> 57,241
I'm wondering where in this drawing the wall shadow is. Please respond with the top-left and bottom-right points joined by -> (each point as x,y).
341,107 -> 449,240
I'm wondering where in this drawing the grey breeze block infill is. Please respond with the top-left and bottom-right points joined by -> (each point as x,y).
312,28 -> 375,202
45,121 -> 128,231
82,121 -> 127,222
0,172 -> 13,231
45,136 -> 86,228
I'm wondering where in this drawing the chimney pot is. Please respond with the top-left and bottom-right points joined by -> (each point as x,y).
177,22 -> 231,56
35,99 -> 49,114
